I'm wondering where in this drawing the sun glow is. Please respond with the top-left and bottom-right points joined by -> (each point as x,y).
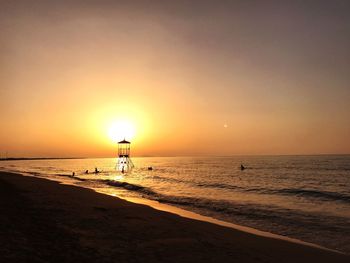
108,120 -> 136,142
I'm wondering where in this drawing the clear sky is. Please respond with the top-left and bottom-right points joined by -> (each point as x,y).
1,0 -> 350,157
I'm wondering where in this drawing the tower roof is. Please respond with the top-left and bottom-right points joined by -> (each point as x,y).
118,139 -> 130,144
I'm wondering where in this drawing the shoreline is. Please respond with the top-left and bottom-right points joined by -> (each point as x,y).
112,195 -> 341,254
16,169 -> 346,254
1,171 -> 348,262
10,169 -> 340,253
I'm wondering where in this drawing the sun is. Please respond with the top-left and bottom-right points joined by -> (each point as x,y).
108,120 -> 136,142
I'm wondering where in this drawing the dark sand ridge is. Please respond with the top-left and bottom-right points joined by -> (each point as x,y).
0,172 -> 348,263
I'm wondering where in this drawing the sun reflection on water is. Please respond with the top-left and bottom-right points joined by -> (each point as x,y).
114,174 -> 124,181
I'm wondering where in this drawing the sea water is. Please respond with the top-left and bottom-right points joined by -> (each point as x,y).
1,155 -> 349,253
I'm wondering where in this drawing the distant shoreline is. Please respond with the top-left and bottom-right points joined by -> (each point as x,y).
0,157 -> 86,161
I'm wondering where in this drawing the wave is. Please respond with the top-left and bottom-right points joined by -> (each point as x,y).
151,175 -> 185,184
247,166 -> 350,171
104,180 -> 159,196
151,177 -> 350,204
100,179 -> 350,228
190,180 -> 350,203
275,188 -> 350,203
102,179 -> 261,214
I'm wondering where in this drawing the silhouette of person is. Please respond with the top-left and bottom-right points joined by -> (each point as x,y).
240,164 -> 245,171
95,167 -> 99,174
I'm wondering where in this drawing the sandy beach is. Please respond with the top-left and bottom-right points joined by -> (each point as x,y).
0,171 -> 348,263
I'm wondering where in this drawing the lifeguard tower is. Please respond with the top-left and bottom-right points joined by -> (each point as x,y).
116,139 -> 134,173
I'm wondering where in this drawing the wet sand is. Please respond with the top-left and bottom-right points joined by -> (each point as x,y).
0,171 -> 348,263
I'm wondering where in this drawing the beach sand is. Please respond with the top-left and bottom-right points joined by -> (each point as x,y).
0,171 -> 348,263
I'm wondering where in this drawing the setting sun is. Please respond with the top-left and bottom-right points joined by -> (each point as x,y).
108,120 -> 136,142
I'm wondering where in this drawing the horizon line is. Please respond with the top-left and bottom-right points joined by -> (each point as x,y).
1,153 -> 350,161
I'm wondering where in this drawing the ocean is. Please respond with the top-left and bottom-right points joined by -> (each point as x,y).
1,155 -> 349,253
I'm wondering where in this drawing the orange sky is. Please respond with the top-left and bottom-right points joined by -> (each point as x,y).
1,1 -> 350,157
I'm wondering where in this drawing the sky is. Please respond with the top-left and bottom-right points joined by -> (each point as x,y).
1,0 -> 350,157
